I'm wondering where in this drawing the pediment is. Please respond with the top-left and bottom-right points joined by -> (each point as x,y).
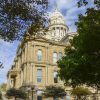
32,36 -> 51,43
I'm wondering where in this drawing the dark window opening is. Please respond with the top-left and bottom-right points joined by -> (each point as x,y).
37,96 -> 42,100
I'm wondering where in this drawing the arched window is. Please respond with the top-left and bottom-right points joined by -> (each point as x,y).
37,49 -> 42,61
53,52 -> 57,63
58,52 -> 62,60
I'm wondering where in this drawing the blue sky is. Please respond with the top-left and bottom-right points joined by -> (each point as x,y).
0,0 -> 94,84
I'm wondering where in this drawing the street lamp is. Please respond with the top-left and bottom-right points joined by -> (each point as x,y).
23,84 -> 35,100
31,86 -> 34,100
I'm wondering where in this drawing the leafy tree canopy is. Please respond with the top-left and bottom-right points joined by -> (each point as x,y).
0,0 -> 48,41
78,0 -> 100,8
0,0 -> 48,69
0,83 -> 7,91
0,62 -> 3,69
58,0 -> 100,89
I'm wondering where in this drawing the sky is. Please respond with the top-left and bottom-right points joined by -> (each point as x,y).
0,0 -> 94,84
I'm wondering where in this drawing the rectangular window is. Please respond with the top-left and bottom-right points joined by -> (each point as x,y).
53,97 -> 58,100
37,50 -> 42,61
37,96 -> 42,100
53,52 -> 57,63
37,69 -> 42,83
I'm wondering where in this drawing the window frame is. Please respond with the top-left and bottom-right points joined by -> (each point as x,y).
53,52 -> 57,63
58,52 -> 62,60
37,69 -> 42,83
37,49 -> 43,61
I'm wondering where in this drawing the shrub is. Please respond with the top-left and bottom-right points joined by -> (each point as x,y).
6,88 -> 27,100
43,85 -> 66,98
72,87 -> 92,100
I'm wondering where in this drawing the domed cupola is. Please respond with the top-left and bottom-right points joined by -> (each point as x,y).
48,7 -> 69,41
49,8 -> 65,25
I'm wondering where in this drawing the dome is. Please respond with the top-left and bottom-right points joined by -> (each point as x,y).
46,7 -> 69,41
49,8 -> 66,25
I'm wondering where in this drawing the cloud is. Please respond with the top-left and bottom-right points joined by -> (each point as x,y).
48,0 -> 94,32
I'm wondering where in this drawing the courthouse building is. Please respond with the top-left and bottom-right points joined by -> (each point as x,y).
7,8 -> 76,99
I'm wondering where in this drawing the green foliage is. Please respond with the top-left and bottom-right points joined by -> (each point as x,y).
75,8 -> 100,54
72,87 -> 91,100
78,0 -> 100,9
72,87 -> 91,96
58,4 -> 100,88
0,83 -> 7,91
0,0 -> 48,41
6,88 -> 27,99
0,62 -> 3,69
43,85 -> 66,98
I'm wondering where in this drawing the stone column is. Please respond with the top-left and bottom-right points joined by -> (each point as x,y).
24,45 -> 26,63
29,63 -> 32,84
25,64 -> 28,83
27,42 -> 30,62
23,66 -> 26,82
33,45 -> 36,62
32,64 -> 34,84
22,51 -> 24,64
22,69 -> 24,85
25,43 -> 28,63
30,42 -> 33,62
27,63 -> 30,83
7,74 -> 11,89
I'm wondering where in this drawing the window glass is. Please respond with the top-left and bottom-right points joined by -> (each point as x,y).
37,96 -> 42,100
61,97 -> 65,100
53,97 -> 58,100
58,52 -> 62,60
53,52 -> 57,63
37,50 -> 42,61
37,69 -> 42,83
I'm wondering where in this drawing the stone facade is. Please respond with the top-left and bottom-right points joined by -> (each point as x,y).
7,8 -> 76,100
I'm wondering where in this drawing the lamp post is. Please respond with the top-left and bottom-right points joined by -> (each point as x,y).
31,87 -> 34,100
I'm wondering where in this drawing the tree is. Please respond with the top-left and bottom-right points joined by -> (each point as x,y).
0,0 -> 48,68
58,1 -> 100,89
43,85 -> 66,99
6,88 -> 27,100
72,87 -> 91,100
78,0 -> 100,8
0,83 -> 7,91
0,62 -> 3,69
0,0 -> 48,41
